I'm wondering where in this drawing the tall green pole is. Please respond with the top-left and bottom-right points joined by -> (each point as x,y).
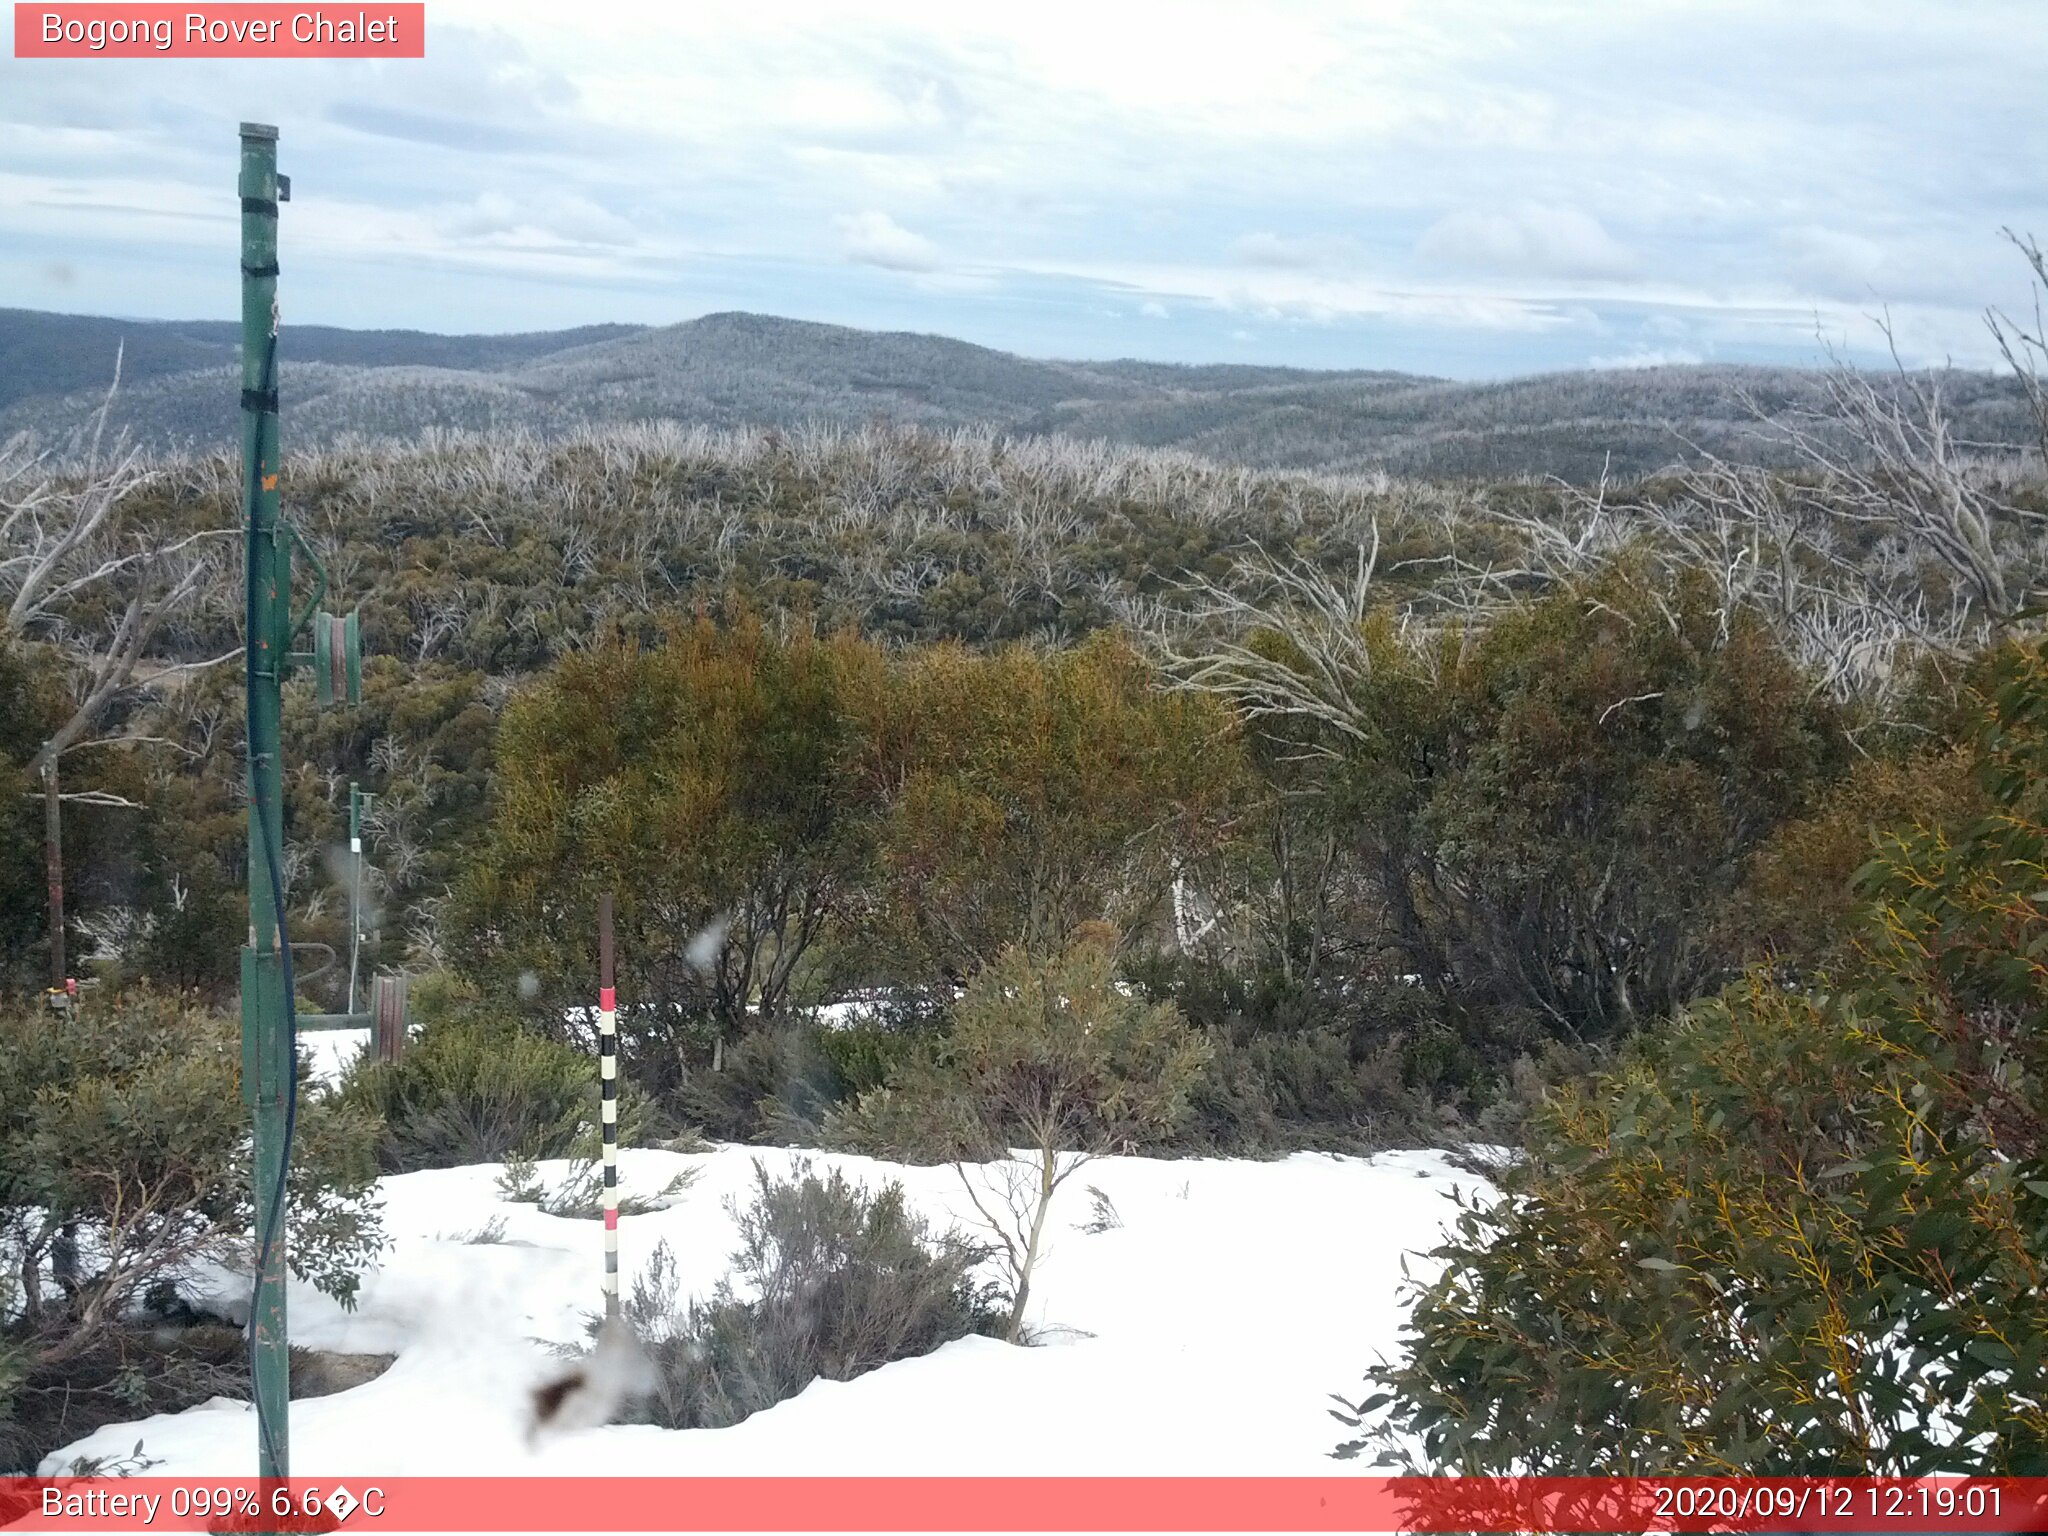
238,119 -> 291,1482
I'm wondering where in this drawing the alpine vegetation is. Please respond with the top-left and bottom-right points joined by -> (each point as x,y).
5,243 -> 2048,1480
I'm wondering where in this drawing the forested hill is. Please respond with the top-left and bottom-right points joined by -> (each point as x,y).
2,306 -> 2029,482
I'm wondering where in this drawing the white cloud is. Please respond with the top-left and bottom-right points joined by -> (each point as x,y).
440,190 -> 636,247
1228,232 -> 1360,270
3,0 -> 2042,373
1588,346 -> 1705,369
1139,300 -> 1170,319
1416,203 -> 1639,281
835,209 -> 940,272
1779,226 -> 1888,297
1010,254 -> 1580,332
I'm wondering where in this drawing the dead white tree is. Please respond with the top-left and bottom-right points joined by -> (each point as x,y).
1764,342 -> 2044,630
1149,524 -> 1388,760
1987,227 -> 2048,468
1427,301 -> 2048,708
0,355 -> 235,982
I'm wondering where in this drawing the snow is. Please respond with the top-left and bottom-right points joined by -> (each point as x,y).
299,1029 -> 369,1091
564,994 -> 928,1033
810,995 -> 898,1029
44,1145 -> 1486,1478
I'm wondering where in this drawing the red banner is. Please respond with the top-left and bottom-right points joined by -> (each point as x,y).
13,4 -> 425,58
0,1477 -> 2042,1532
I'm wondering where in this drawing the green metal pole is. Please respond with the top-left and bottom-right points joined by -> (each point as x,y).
237,119 -> 291,1483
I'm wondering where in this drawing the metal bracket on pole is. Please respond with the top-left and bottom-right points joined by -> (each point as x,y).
311,609 -> 364,707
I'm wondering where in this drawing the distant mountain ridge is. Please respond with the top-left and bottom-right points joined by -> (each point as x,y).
1,306 -> 2029,482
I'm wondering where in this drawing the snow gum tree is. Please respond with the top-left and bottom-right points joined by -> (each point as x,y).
453,619 -> 1243,1101
839,629 -> 1246,987
451,612 -> 875,1092
1348,637 -> 2048,1473
1163,557 -> 1845,1046
0,376 -> 233,990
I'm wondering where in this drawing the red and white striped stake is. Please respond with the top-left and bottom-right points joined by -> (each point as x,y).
597,890 -> 620,1321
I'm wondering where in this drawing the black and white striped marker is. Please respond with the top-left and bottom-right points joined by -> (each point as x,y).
598,891 -> 619,1320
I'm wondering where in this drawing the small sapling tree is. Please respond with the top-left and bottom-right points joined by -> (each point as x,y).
851,938 -> 1209,1341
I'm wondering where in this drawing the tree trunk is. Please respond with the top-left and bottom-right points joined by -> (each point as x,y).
1003,1150 -> 1059,1343
43,763 -> 64,987
19,1244 -> 44,1330
52,1226 -> 79,1308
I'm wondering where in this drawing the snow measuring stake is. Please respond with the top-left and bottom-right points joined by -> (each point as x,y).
238,120 -> 366,1485
598,892 -> 622,1321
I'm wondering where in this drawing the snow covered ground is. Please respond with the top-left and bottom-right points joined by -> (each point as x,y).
45,1144 -> 1485,1478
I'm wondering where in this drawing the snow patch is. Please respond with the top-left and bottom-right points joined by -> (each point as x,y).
47,1145 -> 1485,1477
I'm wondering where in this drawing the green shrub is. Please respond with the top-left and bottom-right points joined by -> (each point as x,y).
813,1022 -> 925,1099
1732,742 -> 1984,972
1350,639 -> 2048,1474
672,1020 -> 928,1145
0,989 -> 382,1471
624,1159 -> 1002,1430
1128,955 -> 1476,1155
1178,562 -> 1847,1046
676,1026 -> 846,1145
848,631 -> 1247,982
1183,1029 -> 1423,1156
338,978 -> 631,1171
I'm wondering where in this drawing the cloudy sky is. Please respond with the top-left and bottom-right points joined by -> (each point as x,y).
4,0 -> 2044,377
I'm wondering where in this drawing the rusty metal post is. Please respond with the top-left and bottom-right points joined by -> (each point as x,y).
373,973 -> 408,1063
